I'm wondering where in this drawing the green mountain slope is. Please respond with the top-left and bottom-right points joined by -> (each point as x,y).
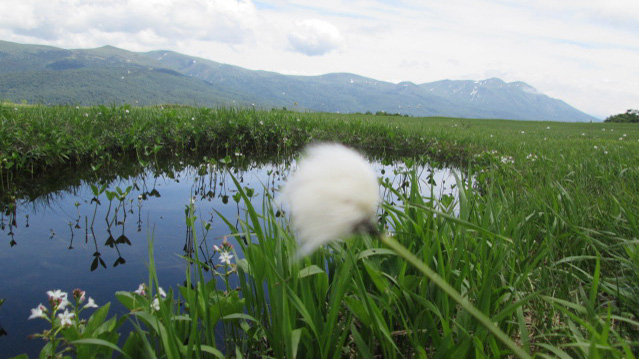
0,40 -> 598,121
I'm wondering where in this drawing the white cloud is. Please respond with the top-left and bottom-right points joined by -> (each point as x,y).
287,19 -> 344,56
0,0 -> 258,48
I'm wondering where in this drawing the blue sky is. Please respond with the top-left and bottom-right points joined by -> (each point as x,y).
1,0 -> 637,118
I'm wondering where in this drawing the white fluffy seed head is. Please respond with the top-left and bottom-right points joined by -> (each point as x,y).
281,143 -> 380,258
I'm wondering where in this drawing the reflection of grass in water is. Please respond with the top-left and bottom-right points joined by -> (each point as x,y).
0,298 -> 6,338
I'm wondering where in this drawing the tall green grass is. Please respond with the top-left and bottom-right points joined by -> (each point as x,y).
4,105 -> 639,358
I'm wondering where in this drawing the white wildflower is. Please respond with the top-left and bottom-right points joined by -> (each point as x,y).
219,251 -> 234,265
281,143 -> 379,258
84,297 -> 98,309
500,156 -> 515,164
134,283 -> 146,296
28,304 -> 48,320
47,290 -> 70,309
57,309 -> 74,327
151,298 -> 161,312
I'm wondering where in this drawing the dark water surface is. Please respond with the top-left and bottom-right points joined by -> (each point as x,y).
0,158 -> 456,358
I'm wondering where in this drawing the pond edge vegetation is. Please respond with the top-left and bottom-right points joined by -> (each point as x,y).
2,104 -> 639,358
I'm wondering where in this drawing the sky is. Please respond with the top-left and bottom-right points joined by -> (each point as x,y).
1,0 -> 638,118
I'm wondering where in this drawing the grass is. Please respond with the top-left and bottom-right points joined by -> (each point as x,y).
3,104 -> 639,358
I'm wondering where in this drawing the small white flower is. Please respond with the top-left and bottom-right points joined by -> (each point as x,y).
84,297 -> 98,309
219,251 -> 233,265
151,298 -> 161,312
158,287 -> 166,298
125,109 -> 130,114
520,131 -> 525,134
594,145 -> 598,149
281,143 -> 379,257
134,283 -> 146,296
58,309 -> 74,327
500,156 -> 515,164
47,289 -> 70,309
28,304 -> 48,320
47,289 -> 67,301
546,126 -> 550,130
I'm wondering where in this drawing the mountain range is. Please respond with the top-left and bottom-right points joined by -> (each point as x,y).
0,40 -> 598,122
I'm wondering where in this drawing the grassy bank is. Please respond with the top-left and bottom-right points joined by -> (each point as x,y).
4,105 -> 639,358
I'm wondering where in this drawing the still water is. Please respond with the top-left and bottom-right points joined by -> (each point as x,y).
0,158 -> 457,358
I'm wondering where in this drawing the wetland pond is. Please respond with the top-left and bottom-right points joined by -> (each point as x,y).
0,155 -> 459,358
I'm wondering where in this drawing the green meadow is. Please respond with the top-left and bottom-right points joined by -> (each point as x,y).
2,104 -> 638,358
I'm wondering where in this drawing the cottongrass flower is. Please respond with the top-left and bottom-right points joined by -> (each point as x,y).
281,143 -> 379,258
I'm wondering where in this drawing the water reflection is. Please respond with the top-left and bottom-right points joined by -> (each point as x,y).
0,155 -> 458,358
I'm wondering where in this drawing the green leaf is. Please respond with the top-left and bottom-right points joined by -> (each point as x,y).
297,264 -> 325,278
222,313 -> 259,322
71,338 -> 132,359
200,345 -> 225,359
291,328 -> 303,359
84,302 -> 111,334
116,291 -> 143,310
356,248 -> 397,260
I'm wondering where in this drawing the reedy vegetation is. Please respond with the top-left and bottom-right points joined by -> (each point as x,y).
2,104 -> 639,358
